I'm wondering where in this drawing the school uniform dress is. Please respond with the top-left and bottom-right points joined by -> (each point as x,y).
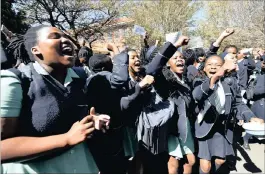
162,69 -> 195,159
120,42 -> 179,173
192,76 -> 255,160
122,75 -> 140,158
0,62 -> 98,173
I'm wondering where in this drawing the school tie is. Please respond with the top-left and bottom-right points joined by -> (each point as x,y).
213,81 -> 225,114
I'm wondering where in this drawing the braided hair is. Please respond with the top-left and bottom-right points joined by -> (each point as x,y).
5,25 -> 49,66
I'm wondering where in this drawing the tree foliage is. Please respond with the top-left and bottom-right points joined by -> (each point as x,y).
1,0 -> 29,34
122,0 -> 201,49
16,0 -> 124,48
195,0 -> 265,51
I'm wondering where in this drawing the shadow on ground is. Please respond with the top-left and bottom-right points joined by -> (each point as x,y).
236,142 -> 262,173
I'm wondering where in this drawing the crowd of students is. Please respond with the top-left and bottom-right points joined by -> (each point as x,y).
1,25 -> 264,174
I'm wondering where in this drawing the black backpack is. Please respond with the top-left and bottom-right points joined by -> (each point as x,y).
136,87 -> 175,155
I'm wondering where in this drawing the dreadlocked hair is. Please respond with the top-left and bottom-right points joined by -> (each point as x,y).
5,25 -> 49,65
6,34 -> 28,66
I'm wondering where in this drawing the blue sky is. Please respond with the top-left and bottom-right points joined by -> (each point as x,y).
194,8 -> 206,21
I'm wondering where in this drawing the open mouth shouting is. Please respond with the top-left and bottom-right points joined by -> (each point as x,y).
207,70 -> 217,78
176,62 -> 184,68
209,70 -> 216,75
134,61 -> 141,68
61,44 -> 74,57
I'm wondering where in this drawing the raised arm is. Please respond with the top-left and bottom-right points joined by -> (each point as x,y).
246,56 -> 256,71
192,78 -> 214,103
231,77 -> 257,122
145,36 -> 189,75
109,52 -> 129,89
240,48 -> 256,71
192,59 -> 237,103
206,28 -> 235,57
120,75 -> 154,111
253,74 -> 265,97
252,51 -> 265,97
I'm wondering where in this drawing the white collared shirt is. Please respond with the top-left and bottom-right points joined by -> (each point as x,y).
217,80 -> 226,114
237,58 -> 244,63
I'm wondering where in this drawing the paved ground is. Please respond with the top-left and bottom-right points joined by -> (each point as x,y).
189,132 -> 265,174
231,135 -> 265,174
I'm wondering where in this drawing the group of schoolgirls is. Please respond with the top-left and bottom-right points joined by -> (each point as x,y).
1,25 -> 264,174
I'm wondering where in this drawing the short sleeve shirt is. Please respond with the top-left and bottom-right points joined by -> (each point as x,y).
0,63 -> 98,173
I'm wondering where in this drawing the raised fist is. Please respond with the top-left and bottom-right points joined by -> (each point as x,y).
139,75 -> 155,88
106,43 -> 116,52
174,36 -> 190,48
220,28 -> 234,38
155,40 -> 160,46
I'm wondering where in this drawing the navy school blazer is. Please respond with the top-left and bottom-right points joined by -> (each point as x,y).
120,42 -> 178,126
192,76 -> 255,142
